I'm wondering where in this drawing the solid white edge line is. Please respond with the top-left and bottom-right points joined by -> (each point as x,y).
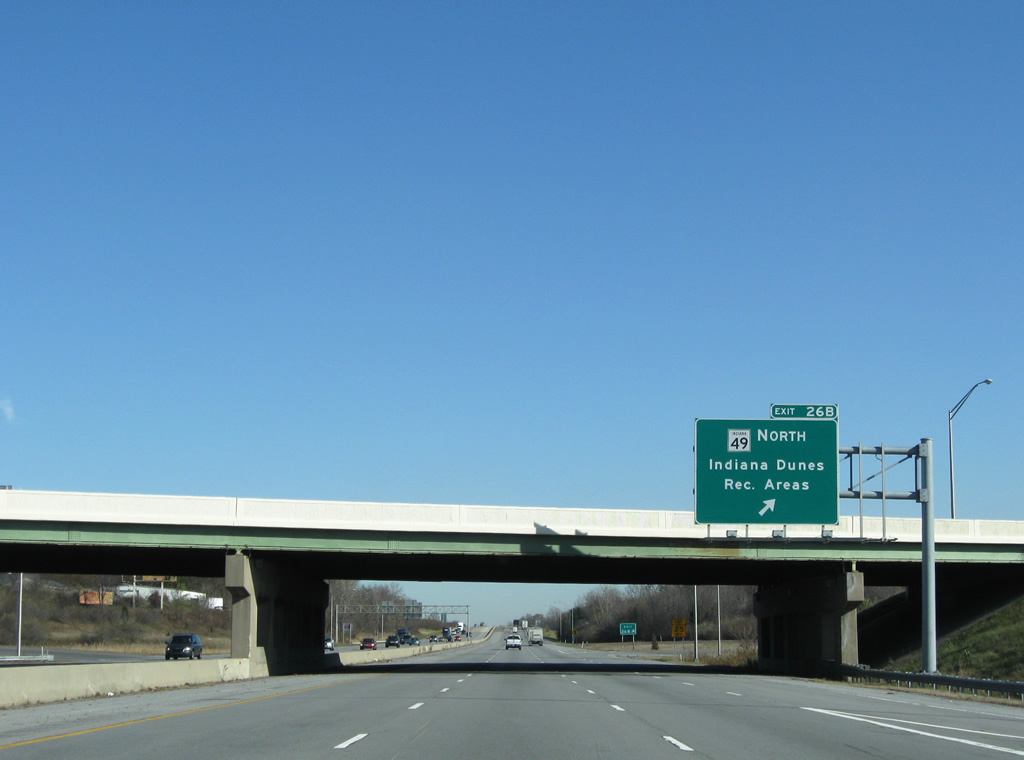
335,733 -> 368,749
806,709 -> 1024,740
663,735 -> 694,751
802,708 -> 1024,756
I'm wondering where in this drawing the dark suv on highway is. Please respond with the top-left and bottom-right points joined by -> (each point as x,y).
165,633 -> 204,660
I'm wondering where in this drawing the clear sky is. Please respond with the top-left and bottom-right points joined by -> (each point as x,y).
2,2 -> 1022,625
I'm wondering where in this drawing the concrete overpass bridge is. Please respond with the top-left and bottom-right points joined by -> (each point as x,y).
3,489 -> 1024,676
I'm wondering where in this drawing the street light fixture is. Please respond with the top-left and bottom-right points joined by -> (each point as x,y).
948,378 -> 992,519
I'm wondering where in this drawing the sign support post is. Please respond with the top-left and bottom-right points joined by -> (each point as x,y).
920,438 -> 936,673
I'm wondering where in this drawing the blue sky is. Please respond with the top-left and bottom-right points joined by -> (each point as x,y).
2,2 -> 1022,625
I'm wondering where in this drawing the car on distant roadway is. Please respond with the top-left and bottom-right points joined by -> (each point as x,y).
165,633 -> 203,660
505,634 -> 522,650
407,637 -> 420,646
324,637 -> 335,651
454,635 -> 462,641
385,635 -> 401,648
359,638 -> 377,650
429,635 -> 438,643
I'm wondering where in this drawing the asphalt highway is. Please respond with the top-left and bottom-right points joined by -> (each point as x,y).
3,637 -> 1024,759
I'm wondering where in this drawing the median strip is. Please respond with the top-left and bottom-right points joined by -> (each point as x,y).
0,677 -> 377,750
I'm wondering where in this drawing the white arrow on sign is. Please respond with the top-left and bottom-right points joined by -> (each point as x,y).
758,499 -> 776,517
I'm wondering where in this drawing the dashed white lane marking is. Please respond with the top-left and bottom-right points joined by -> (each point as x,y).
727,692 -> 742,696
682,682 -> 695,686
335,734 -> 367,749
457,679 -> 465,683
440,688 -> 449,693
587,690 -> 596,694
409,702 -> 424,710
663,736 -> 694,751
803,708 -> 1024,755
610,705 -> 626,712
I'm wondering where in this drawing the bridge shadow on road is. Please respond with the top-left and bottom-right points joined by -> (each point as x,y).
324,661 -> 755,676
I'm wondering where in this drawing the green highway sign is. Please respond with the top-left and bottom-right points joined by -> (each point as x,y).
619,622 -> 637,636
770,404 -> 838,420
694,418 -> 839,525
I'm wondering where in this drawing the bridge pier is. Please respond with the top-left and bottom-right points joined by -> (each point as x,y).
225,552 -> 329,674
754,571 -> 863,677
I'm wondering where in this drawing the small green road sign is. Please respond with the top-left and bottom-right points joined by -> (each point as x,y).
695,418 -> 839,525
770,404 -> 839,420
619,622 -> 637,636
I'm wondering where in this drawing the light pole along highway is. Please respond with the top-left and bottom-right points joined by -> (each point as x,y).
948,378 -> 992,519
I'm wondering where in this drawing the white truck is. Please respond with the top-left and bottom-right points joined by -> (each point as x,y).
527,627 -> 544,646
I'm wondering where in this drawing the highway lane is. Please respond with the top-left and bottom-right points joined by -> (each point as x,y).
4,637 -> 1024,759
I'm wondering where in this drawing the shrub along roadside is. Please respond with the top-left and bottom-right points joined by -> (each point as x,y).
0,574 -> 231,653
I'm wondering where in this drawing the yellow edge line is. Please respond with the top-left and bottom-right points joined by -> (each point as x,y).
0,674 -> 381,750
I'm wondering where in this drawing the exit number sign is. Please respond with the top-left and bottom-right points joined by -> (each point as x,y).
770,404 -> 838,420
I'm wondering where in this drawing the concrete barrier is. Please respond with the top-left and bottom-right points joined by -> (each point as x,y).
325,632 -> 486,666
1,631 -> 492,708
0,657 -> 268,709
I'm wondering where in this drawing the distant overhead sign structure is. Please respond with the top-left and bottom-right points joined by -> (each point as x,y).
695,418 -> 839,525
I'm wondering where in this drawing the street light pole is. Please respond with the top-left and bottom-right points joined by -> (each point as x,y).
17,573 -> 24,658
553,601 -> 571,643
948,378 -> 992,519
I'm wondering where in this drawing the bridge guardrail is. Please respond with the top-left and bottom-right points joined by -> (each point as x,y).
8,488 -> 1024,545
839,664 -> 1024,701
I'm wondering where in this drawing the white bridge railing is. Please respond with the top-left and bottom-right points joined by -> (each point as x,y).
3,489 -> 1023,545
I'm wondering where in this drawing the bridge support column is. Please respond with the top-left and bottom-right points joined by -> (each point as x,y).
753,572 -> 863,677
225,552 -> 329,674
225,552 -> 261,664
